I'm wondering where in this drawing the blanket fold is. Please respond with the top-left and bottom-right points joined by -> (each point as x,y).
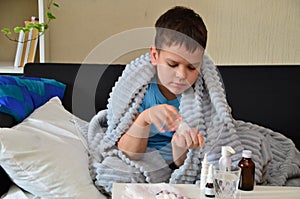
86,53 -> 300,193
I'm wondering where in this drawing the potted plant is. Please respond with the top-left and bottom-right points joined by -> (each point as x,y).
1,0 -> 59,43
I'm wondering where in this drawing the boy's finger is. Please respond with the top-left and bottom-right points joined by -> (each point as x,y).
197,134 -> 205,148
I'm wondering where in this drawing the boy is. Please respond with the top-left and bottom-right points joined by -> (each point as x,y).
89,6 -> 300,193
117,6 -> 206,169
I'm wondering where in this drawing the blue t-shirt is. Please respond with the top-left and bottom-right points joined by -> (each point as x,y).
138,77 -> 181,162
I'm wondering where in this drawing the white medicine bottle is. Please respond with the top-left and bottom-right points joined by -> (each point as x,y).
219,146 -> 235,172
204,164 -> 215,198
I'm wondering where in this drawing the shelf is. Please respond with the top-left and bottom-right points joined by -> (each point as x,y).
0,62 -> 24,74
0,0 -> 45,70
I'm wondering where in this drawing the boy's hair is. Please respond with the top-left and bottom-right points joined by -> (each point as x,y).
155,6 -> 207,53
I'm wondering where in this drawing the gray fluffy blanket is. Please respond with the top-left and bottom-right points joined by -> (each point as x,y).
85,53 -> 300,194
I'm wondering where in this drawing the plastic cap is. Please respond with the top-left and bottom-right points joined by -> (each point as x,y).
221,146 -> 236,156
242,150 -> 252,158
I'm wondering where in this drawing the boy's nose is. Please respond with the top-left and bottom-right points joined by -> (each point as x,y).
176,66 -> 187,79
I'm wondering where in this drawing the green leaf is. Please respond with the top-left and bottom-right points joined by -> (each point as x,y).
44,24 -> 49,30
27,23 -> 35,29
46,12 -> 56,20
23,28 -> 30,33
52,2 -> 60,8
14,26 -> 23,33
35,24 -> 44,32
36,23 -> 43,28
1,28 -> 11,35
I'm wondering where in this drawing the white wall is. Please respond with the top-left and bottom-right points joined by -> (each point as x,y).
48,0 -> 300,65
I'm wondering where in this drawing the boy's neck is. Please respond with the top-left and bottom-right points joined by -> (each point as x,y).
157,83 -> 177,100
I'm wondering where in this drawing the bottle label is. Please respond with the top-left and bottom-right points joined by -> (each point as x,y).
204,187 -> 215,196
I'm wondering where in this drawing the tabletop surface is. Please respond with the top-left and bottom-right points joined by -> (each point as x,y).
112,183 -> 300,199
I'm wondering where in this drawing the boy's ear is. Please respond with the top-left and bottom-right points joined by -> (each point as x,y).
150,46 -> 158,65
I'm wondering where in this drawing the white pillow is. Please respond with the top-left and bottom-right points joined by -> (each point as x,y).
0,97 -> 105,198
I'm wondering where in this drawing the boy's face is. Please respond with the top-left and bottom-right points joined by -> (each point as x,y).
150,44 -> 203,100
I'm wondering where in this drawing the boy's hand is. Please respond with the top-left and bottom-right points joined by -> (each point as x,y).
143,104 -> 181,132
171,128 -> 204,167
172,128 -> 204,149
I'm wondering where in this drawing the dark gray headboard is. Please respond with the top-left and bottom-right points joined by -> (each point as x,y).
17,63 -> 300,149
218,65 -> 300,149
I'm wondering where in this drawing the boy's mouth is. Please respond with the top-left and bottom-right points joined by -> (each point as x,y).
172,82 -> 186,88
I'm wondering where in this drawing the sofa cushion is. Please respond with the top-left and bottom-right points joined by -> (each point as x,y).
0,75 -> 66,122
0,97 -> 104,198
24,63 -> 125,121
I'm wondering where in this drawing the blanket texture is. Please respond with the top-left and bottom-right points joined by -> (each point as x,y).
86,53 -> 300,194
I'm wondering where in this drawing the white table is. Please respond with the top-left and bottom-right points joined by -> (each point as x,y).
112,183 -> 300,199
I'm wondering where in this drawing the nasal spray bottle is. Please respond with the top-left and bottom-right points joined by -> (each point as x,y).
204,164 -> 215,198
176,120 -> 210,192
176,120 -> 190,135
219,146 -> 235,171
200,153 -> 209,190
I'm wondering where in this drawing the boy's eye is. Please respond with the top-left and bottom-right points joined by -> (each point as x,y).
167,62 -> 196,70
188,65 -> 196,70
167,63 -> 178,67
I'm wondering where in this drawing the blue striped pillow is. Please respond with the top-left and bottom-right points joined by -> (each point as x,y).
0,75 -> 66,122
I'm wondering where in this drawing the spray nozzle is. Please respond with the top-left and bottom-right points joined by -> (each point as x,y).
221,146 -> 236,157
207,164 -> 214,183
202,153 -> 208,164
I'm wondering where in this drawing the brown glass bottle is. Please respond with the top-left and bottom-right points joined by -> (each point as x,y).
238,150 -> 255,191
205,182 -> 215,198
